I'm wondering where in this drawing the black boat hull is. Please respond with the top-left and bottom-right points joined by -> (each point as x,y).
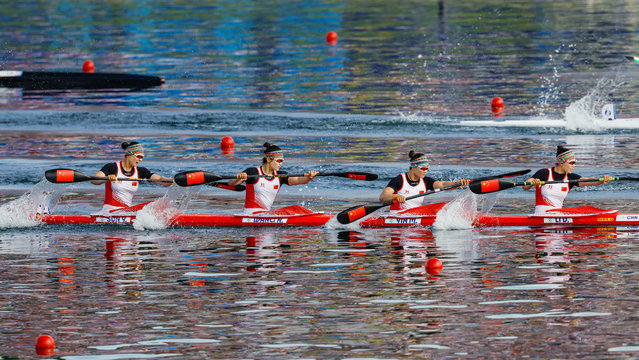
0,71 -> 164,90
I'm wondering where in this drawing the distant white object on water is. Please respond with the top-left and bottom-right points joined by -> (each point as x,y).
602,103 -> 616,121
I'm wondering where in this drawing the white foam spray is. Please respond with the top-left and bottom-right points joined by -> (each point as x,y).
564,78 -> 622,131
133,186 -> 192,230
432,189 -> 496,230
0,180 -> 63,229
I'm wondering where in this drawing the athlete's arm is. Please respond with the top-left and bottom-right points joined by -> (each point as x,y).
287,170 -> 318,185
380,186 -> 404,203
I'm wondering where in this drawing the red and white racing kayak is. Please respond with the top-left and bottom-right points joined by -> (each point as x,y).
39,205 -> 333,227
37,204 -> 639,228
360,204 -> 639,228
474,206 -> 639,227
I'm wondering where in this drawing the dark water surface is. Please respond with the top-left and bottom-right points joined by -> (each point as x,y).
3,0 -> 639,358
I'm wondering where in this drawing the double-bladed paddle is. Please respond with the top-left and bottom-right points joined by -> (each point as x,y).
46,169 -> 246,192
45,169 -> 174,184
173,170 -> 379,187
469,176 -> 628,194
335,169 -> 531,224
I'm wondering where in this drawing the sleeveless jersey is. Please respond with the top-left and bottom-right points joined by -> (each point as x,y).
98,161 -> 139,215
389,173 -> 427,214
244,166 -> 282,214
534,167 -> 569,215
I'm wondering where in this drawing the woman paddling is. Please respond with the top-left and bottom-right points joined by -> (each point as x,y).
227,142 -> 318,215
522,145 -> 613,215
379,151 -> 470,215
91,141 -> 173,215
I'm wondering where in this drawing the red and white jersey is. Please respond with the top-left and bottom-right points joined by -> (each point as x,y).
98,161 -> 139,215
389,173 -> 427,214
244,167 -> 282,214
535,167 -> 570,215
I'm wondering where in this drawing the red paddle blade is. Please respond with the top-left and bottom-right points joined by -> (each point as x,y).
319,172 -> 379,181
469,179 -> 516,194
174,171 -> 221,186
336,204 -> 383,224
345,172 -> 378,181
45,169 -> 91,183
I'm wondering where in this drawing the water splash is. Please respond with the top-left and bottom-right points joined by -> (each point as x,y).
564,78 -> 623,131
0,180 -> 63,229
432,189 -> 485,230
133,186 -> 192,230
536,45 -> 572,117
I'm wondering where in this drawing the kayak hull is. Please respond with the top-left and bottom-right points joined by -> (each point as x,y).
0,71 -> 164,90
170,213 -> 334,227
38,212 -> 639,228
37,205 -> 639,228
39,213 -> 334,227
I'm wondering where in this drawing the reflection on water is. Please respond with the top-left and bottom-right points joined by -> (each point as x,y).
4,1 -> 639,116
2,227 -> 637,358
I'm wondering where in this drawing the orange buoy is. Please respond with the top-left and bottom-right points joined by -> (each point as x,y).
326,31 -> 338,45
35,335 -> 55,355
82,60 -> 95,73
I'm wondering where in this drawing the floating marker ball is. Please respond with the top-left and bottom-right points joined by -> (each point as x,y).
220,136 -> 235,149
426,258 -> 443,275
82,60 -> 95,73
35,335 -> 55,355
491,97 -> 504,117
326,31 -> 338,44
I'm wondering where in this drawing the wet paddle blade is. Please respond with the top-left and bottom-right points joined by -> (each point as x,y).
322,172 -> 379,181
336,203 -> 384,224
174,171 -> 222,186
45,169 -> 92,183
469,179 -> 517,194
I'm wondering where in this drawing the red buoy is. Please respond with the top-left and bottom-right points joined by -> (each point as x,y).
220,136 -> 235,149
82,60 -> 95,73
426,258 -> 443,275
35,335 -> 55,355
491,97 -> 504,108
326,31 -> 338,45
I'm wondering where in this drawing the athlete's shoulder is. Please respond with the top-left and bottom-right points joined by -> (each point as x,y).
100,162 -> 119,175
137,166 -> 153,179
532,168 -> 549,179
385,174 -> 404,189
